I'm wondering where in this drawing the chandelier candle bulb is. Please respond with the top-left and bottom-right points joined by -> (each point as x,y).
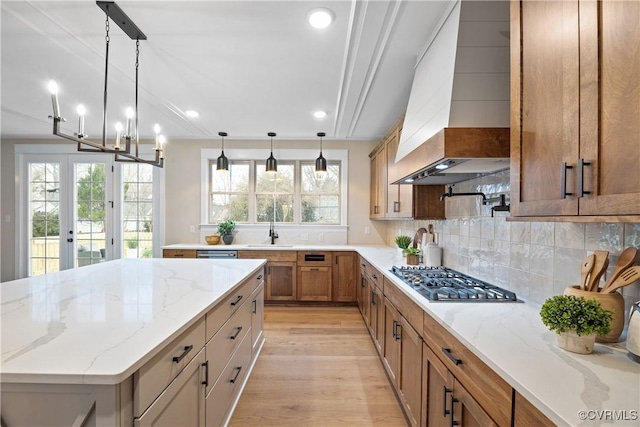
48,80 -> 60,118
76,105 -> 86,137
125,107 -> 134,137
114,122 -> 122,150
159,135 -> 166,159
153,124 -> 161,150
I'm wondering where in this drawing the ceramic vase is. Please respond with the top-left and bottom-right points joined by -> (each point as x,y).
556,330 -> 596,354
222,233 -> 234,245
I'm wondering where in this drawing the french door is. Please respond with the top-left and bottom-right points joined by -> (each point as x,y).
22,154 -> 114,276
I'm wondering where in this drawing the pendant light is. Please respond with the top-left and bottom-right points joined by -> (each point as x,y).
216,132 -> 229,171
266,132 -> 278,174
315,132 -> 327,180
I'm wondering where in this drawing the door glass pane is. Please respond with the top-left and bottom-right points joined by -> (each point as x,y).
123,164 -> 154,258
75,163 -> 107,267
29,163 -> 61,276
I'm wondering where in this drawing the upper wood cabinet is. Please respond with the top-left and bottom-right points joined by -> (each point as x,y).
370,117 -> 445,220
511,0 -> 640,220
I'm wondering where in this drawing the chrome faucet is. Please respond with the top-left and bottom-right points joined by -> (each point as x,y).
269,221 -> 278,245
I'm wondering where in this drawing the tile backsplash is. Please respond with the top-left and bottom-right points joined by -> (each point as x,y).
386,170 -> 640,316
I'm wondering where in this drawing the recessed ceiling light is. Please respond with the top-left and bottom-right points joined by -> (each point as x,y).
435,163 -> 449,170
313,110 -> 327,119
185,110 -> 199,118
308,8 -> 334,29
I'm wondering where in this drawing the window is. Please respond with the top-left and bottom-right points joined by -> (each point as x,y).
122,163 -> 154,258
28,162 -> 61,276
206,150 -> 345,226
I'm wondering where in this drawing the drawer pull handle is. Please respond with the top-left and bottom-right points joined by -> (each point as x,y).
372,274 -> 378,280
230,295 -> 243,306
371,291 -> 376,305
252,299 -> 257,314
443,387 -> 453,416
450,394 -> 460,427
172,345 -> 193,363
257,274 -> 263,280
361,278 -> 366,288
395,321 -> 402,341
230,366 -> 242,384
202,361 -> 209,386
442,347 -> 462,365
230,326 -> 243,340
174,254 -> 184,257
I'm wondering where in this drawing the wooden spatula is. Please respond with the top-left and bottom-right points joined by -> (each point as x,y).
600,266 -> 640,294
601,247 -> 638,292
579,254 -> 595,291
587,250 -> 609,292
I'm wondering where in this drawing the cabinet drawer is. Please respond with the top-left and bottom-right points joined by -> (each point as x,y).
238,250 -> 297,262
297,251 -> 332,266
422,313 -> 512,427
205,297 -> 252,395
205,269 -> 263,341
134,317 -> 206,417
383,277 -> 422,333
163,249 -> 196,258
205,331 -> 253,427
135,348 -> 205,426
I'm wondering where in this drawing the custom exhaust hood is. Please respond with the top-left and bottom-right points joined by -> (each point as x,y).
391,0 -> 510,186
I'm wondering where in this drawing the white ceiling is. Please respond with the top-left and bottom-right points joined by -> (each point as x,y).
1,0 -> 452,143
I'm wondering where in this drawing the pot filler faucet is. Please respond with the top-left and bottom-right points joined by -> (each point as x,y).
440,185 -> 511,217
269,220 -> 278,245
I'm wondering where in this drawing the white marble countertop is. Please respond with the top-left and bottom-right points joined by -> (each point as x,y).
0,258 -> 266,385
163,243 -> 362,251
355,246 -> 640,427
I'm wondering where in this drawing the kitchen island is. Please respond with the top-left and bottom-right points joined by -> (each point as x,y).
1,258 -> 266,426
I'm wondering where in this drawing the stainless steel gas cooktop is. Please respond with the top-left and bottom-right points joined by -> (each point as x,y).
390,266 -> 519,302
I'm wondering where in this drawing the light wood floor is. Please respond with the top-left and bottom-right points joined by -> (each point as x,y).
229,306 -> 408,427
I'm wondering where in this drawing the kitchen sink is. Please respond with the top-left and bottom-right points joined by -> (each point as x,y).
246,244 -> 294,248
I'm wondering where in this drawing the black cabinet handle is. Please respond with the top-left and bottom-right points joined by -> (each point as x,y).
230,366 -> 242,384
395,321 -> 402,341
361,278 -> 366,288
174,254 -> 184,257
257,274 -> 263,280
577,158 -> 591,197
230,295 -> 243,306
201,361 -> 209,386
450,394 -> 460,427
230,326 -> 243,340
172,345 -> 193,363
560,162 -> 574,199
371,291 -> 376,305
392,320 -> 398,339
443,386 -> 453,416
442,347 -> 462,365
372,274 -> 378,280
252,299 -> 257,314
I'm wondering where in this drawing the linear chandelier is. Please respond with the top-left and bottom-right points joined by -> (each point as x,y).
47,1 -> 164,167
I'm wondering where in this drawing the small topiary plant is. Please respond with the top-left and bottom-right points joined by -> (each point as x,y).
402,247 -> 421,256
394,235 -> 412,249
540,295 -> 613,336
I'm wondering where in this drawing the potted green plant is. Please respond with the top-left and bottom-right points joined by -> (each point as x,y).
218,219 -> 236,245
540,295 -> 613,354
403,247 -> 421,266
394,235 -> 412,256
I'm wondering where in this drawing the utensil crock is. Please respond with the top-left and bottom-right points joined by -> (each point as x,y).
563,286 -> 624,343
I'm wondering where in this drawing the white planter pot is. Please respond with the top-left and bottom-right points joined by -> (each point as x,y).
556,330 -> 596,354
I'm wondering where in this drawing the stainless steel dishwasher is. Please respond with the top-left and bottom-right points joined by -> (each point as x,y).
195,250 -> 238,259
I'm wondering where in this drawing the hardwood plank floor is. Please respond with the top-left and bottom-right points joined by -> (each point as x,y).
229,306 -> 408,427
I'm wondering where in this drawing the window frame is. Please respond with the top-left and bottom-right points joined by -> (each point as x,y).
201,148 -> 348,228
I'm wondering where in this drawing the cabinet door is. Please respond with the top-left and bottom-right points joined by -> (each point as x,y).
511,0 -> 580,216
297,266 -> 332,301
374,287 -> 385,355
266,261 -> 296,301
383,298 -> 400,387
135,349 -> 205,427
398,317 -> 422,427
369,284 -> 381,353
513,391 -> 555,427
250,283 -> 265,357
370,146 -> 387,218
360,272 -> 371,326
452,379 -> 497,427
332,252 -> 357,302
357,266 -> 366,316
422,343 -> 452,427
578,0 -> 640,215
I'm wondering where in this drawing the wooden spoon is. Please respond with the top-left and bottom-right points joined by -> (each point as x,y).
601,247 -> 638,292
600,266 -> 640,294
587,250 -> 609,292
579,254 -> 595,291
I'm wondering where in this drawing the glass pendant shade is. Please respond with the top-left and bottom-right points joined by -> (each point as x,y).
266,132 -> 277,173
315,132 -> 327,180
216,132 -> 229,171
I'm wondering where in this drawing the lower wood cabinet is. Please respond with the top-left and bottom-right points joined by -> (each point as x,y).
238,251 -> 296,301
513,391 -> 555,427
332,251 -> 358,302
163,249 -> 197,258
383,298 -> 401,387
297,266 -> 332,301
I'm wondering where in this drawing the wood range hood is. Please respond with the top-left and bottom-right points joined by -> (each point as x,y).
390,127 -> 510,185
391,0 -> 511,186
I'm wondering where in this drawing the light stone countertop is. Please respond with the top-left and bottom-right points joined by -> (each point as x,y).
162,243 -> 363,251
165,243 -> 640,426
0,258 -> 266,385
